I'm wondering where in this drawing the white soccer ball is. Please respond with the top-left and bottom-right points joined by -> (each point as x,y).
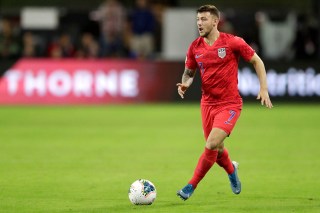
128,179 -> 157,205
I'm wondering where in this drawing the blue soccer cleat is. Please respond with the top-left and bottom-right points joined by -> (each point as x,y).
228,161 -> 241,194
177,184 -> 194,201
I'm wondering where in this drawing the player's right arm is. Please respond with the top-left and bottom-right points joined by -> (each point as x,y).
177,42 -> 198,99
176,68 -> 196,99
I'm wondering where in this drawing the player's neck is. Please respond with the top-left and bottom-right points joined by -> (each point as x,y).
204,30 -> 220,46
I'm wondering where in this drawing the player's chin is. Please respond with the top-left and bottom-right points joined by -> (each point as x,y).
199,31 -> 207,37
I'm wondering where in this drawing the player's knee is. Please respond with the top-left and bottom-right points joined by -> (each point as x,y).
205,138 -> 222,150
217,143 -> 224,153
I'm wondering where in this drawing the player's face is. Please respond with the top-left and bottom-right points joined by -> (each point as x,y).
197,12 -> 218,37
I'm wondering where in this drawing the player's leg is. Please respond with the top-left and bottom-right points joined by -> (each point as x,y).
217,143 -> 241,194
177,105 -> 213,200
214,107 -> 242,194
215,106 -> 242,168
177,128 -> 227,200
177,105 -> 228,200
216,143 -> 234,175
189,127 -> 228,186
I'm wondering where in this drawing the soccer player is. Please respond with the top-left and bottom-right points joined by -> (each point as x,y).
176,5 -> 273,200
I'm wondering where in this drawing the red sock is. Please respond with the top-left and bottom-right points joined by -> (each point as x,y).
188,147 -> 218,189
216,148 -> 234,174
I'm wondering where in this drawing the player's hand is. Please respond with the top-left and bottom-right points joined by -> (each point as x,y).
176,83 -> 189,99
257,89 -> 273,109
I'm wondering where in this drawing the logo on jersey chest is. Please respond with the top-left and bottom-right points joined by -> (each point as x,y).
218,48 -> 226,58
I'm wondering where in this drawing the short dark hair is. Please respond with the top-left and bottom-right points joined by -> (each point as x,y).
197,5 -> 220,19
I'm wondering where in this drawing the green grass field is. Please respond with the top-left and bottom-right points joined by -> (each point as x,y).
0,103 -> 319,213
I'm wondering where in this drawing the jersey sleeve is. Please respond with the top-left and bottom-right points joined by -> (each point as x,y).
231,36 -> 255,61
185,43 -> 197,70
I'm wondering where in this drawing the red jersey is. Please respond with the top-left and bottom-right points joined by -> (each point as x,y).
185,32 -> 255,106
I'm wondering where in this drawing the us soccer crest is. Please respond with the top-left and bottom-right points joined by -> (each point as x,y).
218,48 -> 226,58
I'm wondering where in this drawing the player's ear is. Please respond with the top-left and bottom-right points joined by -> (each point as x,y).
213,18 -> 219,26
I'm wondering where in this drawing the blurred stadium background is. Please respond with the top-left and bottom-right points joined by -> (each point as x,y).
0,0 -> 320,212
1,0 -> 320,104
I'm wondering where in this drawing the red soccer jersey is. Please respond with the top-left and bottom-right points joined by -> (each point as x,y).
185,32 -> 255,106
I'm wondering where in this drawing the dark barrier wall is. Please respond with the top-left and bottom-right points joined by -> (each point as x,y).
185,61 -> 320,102
0,59 -> 319,104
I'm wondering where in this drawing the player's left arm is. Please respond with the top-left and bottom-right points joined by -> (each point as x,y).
249,53 -> 273,109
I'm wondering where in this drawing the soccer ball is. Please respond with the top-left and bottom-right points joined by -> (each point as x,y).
128,179 -> 157,205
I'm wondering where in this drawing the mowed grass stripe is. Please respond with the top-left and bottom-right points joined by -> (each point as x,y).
0,103 -> 319,212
